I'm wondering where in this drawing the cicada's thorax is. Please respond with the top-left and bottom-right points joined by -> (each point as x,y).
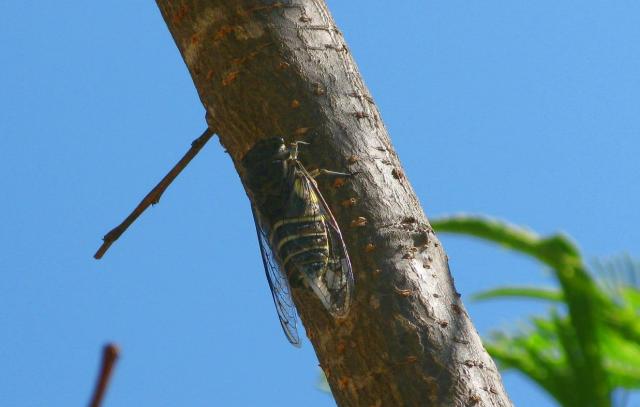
269,166 -> 330,286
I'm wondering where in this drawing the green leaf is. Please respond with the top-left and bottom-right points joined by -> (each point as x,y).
485,318 -> 574,406
621,287 -> 640,310
601,329 -> 640,389
433,215 -> 611,405
592,254 -> 640,294
430,215 -> 542,261
472,286 -> 563,302
587,255 -> 640,347
437,218 -> 640,405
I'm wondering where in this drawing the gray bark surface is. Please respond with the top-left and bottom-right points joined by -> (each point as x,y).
155,1 -> 513,406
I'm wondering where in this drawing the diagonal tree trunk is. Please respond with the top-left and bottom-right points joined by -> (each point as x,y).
155,1 -> 512,405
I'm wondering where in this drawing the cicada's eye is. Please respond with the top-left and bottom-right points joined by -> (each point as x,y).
272,144 -> 289,161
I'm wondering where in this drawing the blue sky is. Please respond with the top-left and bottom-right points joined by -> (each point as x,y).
1,1 -> 639,406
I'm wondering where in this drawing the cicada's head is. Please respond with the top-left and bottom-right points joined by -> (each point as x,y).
242,137 -> 289,205
243,137 -> 287,164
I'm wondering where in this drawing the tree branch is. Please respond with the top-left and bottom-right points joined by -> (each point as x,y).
88,343 -> 120,407
94,128 -> 214,259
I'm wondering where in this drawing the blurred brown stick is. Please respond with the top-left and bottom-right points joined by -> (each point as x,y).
88,343 -> 120,407
94,128 -> 214,259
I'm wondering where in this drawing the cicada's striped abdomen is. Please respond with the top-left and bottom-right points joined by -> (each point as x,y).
270,213 -> 341,311
270,214 -> 329,280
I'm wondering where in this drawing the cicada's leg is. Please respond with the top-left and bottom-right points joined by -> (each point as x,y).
308,169 -> 353,178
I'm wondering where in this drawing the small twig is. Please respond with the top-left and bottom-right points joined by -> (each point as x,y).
88,343 -> 120,407
94,128 -> 214,259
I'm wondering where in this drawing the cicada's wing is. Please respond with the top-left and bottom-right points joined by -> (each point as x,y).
297,162 -> 355,318
251,206 -> 301,347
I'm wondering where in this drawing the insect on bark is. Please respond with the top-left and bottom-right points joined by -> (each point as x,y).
242,137 -> 355,346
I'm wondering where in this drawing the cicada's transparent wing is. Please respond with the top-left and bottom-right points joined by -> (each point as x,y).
296,162 -> 355,318
251,206 -> 301,347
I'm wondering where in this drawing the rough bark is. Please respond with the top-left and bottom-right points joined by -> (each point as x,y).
155,1 -> 513,406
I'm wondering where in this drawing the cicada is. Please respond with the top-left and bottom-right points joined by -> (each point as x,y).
242,137 -> 354,346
